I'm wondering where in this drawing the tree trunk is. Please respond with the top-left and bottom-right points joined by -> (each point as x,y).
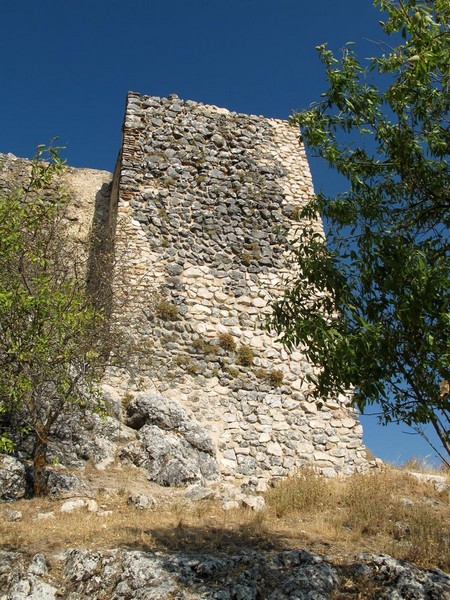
33,426 -> 48,496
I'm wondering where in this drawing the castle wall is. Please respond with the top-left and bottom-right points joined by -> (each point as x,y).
109,92 -> 369,487
0,152 -> 113,255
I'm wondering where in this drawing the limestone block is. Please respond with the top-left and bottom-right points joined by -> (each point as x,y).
308,420 -> 327,430
314,451 -> 334,462
214,291 -> 228,302
189,304 -> 211,315
221,458 -> 238,471
297,442 -> 315,454
266,442 -> 283,457
222,449 -> 237,460
184,267 -> 207,278
60,499 -> 88,513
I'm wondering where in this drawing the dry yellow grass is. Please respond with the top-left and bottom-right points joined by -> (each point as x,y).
1,495 -> 280,557
265,468 -> 450,570
1,467 -> 448,573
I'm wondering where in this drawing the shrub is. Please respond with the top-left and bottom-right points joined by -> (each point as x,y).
395,505 -> 450,569
255,368 -> 267,379
192,337 -> 217,354
161,176 -> 176,188
291,206 -> 302,221
186,362 -> 200,376
156,300 -> 179,321
255,368 -> 284,387
174,354 -> 190,367
174,354 -> 200,376
339,472 -> 394,535
218,332 -> 236,352
237,344 -> 255,366
122,392 -> 134,409
267,370 -> 284,387
225,367 -> 240,378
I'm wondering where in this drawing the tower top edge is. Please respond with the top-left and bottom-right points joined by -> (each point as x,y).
125,90 -> 296,127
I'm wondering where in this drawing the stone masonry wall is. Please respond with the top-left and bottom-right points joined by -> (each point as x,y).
107,92 -> 369,488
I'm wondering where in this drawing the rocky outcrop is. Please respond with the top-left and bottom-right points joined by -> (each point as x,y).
125,393 -> 216,455
121,393 -> 220,486
1,549 -> 449,599
0,391 -> 220,496
121,423 -> 219,486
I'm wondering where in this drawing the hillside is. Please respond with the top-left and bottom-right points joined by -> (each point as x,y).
1,464 -> 449,598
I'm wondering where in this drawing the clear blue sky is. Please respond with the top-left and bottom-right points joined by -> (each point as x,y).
0,0 -> 445,467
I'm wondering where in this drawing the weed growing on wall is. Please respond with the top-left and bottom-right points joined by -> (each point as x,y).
155,300 -> 179,321
237,345 -> 255,367
218,332 -> 237,352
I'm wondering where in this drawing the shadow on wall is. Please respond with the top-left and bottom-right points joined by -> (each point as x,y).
86,170 -> 118,318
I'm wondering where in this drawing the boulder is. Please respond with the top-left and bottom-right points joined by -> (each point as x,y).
101,383 -> 124,420
0,454 -> 26,502
60,498 -> 98,513
241,495 -> 265,512
185,485 -> 215,502
0,551 -> 57,599
357,553 -> 450,599
121,393 -> 220,487
4,508 -> 23,522
121,424 -> 219,486
48,412 -> 133,469
125,393 -> 215,454
127,494 -> 157,510
45,469 -> 84,496
408,471 -> 450,493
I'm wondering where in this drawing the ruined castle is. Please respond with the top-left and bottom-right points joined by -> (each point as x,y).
0,92 -> 369,488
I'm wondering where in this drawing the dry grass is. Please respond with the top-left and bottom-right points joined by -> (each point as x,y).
1,495 -> 282,558
400,456 -> 449,474
266,469 -> 331,517
1,467 -> 448,573
265,468 -> 450,570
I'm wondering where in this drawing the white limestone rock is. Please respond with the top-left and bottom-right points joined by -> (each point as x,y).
0,454 -> 26,502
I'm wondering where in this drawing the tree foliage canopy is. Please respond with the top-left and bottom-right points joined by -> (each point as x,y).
0,146 -> 107,494
270,0 -> 450,462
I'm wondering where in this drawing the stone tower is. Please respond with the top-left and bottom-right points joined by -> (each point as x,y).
105,92 -> 368,487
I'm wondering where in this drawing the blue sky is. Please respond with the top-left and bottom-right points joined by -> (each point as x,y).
1,0 -> 445,467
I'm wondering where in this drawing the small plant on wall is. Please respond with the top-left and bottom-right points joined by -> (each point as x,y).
225,366 -> 240,378
192,337 -> 217,355
237,344 -> 255,367
218,331 -> 236,352
155,299 -> 179,321
242,252 -> 253,266
256,368 -> 284,387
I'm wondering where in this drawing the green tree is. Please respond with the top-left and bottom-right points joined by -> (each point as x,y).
0,146 -> 107,495
270,0 -> 450,463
